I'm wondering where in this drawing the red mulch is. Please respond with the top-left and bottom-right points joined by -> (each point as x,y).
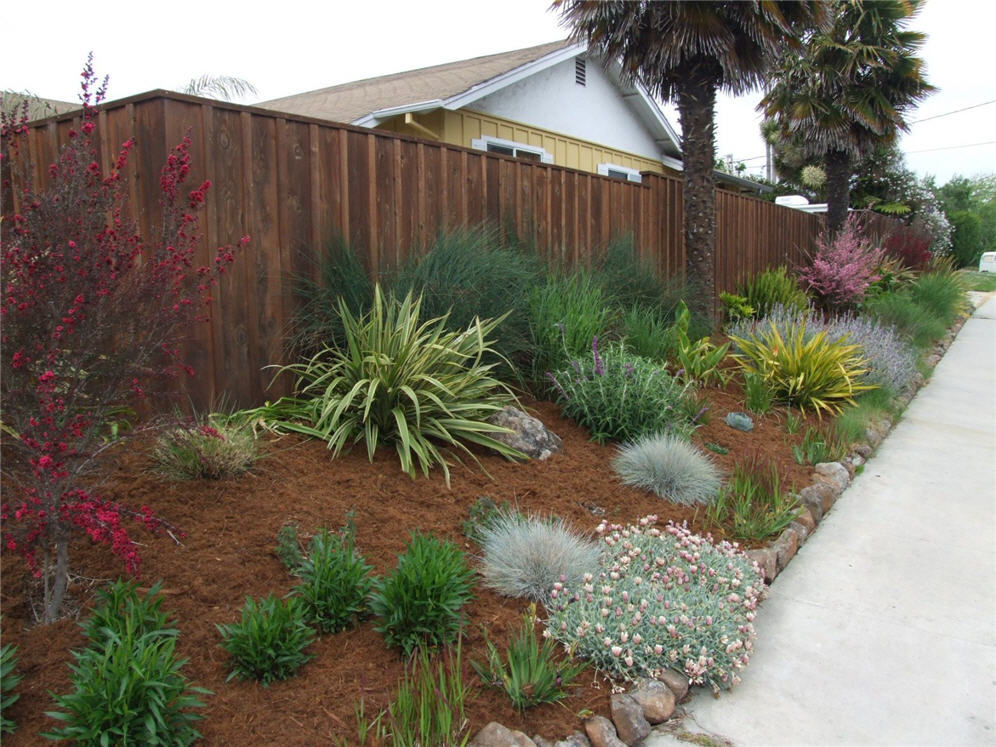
0,388 -> 825,745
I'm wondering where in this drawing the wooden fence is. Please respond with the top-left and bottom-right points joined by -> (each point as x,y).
6,91 -> 871,409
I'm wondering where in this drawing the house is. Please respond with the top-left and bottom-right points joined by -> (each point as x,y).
260,40 -> 769,195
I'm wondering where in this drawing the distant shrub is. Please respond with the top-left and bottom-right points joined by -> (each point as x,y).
478,513 -> 600,602
884,224 -> 932,271
217,596 -> 315,685
594,234 -> 690,317
548,338 -> 698,443
293,524 -> 374,634
949,210 -> 983,268
799,215 -> 885,310
670,301 -> 730,387
738,266 -> 808,318
547,516 -> 763,691
613,433 -> 721,506
152,413 -> 257,480
369,533 -> 474,656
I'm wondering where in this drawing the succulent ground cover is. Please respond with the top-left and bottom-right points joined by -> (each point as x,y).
0,384 -> 823,744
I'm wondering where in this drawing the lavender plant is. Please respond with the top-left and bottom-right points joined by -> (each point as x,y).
546,516 -> 763,692
547,338 -> 699,444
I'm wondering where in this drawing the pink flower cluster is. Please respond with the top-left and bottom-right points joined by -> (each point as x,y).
799,214 -> 885,310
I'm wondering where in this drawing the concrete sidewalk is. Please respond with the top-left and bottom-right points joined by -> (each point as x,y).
649,297 -> 996,747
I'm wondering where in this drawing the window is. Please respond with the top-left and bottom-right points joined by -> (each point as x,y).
575,56 -> 587,86
472,136 -> 553,164
597,163 -> 643,183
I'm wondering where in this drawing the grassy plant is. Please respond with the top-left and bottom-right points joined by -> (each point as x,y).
862,290 -> 946,350
44,584 -> 208,744
729,318 -> 875,416
792,426 -> 847,465
958,270 -> 996,292
246,287 -> 523,485
910,271 -> 967,327
621,304 -> 675,362
548,338 -> 698,443
613,433 -> 722,506
705,455 -> 800,542
704,442 -> 729,455
217,596 -> 315,685
387,645 -> 469,747
478,512 -> 600,602
152,413 -> 258,480
1,636 -> 21,735
369,533 -> 475,656
293,524 -> 374,634
783,409 -> 803,435
742,372 -> 774,415
472,604 -> 586,711
738,265 -> 809,318
353,698 -> 389,746
462,496 -> 518,545
527,271 -> 613,387
275,523 -> 304,573
593,234 -> 691,317
834,388 -> 897,444
671,301 -> 730,386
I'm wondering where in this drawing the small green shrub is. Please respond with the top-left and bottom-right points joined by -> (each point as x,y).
547,517 -> 763,691
293,524 -> 374,634
742,372 -> 774,415
275,523 -> 304,573
387,645 -> 469,747
671,301 -> 730,387
706,455 -> 800,542
247,287 -> 523,485
369,533 -> 474,656
729,319 -> 875,415
719,291 -> 755,323
217,596 -> 315,685
152,413 -> 258,480
592,234 -> 684,314
738,266 -> 808,318
548,338 -> 698,443
613,433 -> 721,506
620,304 -> 675,362
1,638 -> 21,735
44,584 -> 208,744
478,512 -> 600,602
792,426 -> 847,465
472,604 -> 585,711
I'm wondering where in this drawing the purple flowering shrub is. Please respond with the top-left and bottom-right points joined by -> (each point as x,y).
547,337 -> 699,443
799,215 -> 885,311
546,516 -> 763,691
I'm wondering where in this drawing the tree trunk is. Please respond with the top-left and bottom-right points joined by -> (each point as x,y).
676,64 -> 719,320
825,148 -> 852,236
44,537 -> 70,623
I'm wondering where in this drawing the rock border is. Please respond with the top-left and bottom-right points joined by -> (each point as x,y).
468,311 -> 971,747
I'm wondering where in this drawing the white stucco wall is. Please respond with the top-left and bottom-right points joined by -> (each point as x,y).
471,56 -> 664,162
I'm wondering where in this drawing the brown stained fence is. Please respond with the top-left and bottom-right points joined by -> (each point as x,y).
7,91 -> 839,409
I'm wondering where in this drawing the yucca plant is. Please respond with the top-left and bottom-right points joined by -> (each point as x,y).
729,319 -> 876,416
247,286 -> 523,485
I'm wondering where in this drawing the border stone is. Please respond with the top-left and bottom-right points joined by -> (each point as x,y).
469,721 -> 537,747
584,715 -> 625,747
610,694 -> 651,744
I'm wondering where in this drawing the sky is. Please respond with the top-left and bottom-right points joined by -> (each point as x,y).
2,0 -> 993,186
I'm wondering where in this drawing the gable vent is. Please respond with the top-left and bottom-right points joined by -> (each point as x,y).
575,56 -> 586,86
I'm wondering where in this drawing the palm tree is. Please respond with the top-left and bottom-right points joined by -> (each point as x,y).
762,0 -> 934,234
553,0 -> 824,312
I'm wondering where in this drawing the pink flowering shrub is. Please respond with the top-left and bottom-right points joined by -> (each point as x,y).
799,215 -> 885,311
0,58 -> 247,622
545,515 -> 763,692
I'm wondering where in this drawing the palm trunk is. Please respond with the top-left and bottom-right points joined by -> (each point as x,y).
825,148 -> 852,236
676,64 -> 718,319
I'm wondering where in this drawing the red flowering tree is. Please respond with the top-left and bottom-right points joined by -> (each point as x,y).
0,58 -> 247,622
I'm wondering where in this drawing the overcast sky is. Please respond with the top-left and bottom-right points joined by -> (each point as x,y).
3,0 -> 993,186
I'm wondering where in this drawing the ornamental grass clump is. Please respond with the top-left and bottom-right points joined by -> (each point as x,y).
613,433 -> 721,506
546,516 -> 763,692
705,455 -> 800,542
478,512 -> 600,602
547,337 -> 698,444
246,286 -> 523,486
738,265 -> 809,318
152,414 -> 258,480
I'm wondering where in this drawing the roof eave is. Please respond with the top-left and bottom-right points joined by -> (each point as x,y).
354,98 -> 444,127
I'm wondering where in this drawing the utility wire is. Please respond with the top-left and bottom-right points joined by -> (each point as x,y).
905,140 -> 996,154
911,99 -> 996,123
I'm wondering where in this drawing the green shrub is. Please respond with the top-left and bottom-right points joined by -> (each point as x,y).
387,646 -> 469,747
612,433 -> 721,506
217,596 -> 315,685
671,301 -> 730,387
742,372 -> 774,415
152,413 -> 258,480
620,304 -> 675,362
548,338 -> 698,443
478,512 -> 600,602
706,455 -> 800,542
719,291 -> 755,323
547,517 -> 763,691
527,271 -> 613,387
293,525 -> 374,634
1,637 -> 21,735
949,210 -> 983,268
738,266 -> 809,319
729,319 -> 875,416
44,584 -> 208,744
275,523 -> 304,573
248,287 -> 522,485
290,234 -> 373,355
472,604 -> 585,712
593,234 -> 689,316
369,533 -> 475,657
862,291 -> 946,349
910,272 -> 966,327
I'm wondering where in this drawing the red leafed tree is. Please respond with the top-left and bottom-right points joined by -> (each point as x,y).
0,57 -> 248,622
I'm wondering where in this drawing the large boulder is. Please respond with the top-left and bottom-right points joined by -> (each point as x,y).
487,406 -> 563,460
